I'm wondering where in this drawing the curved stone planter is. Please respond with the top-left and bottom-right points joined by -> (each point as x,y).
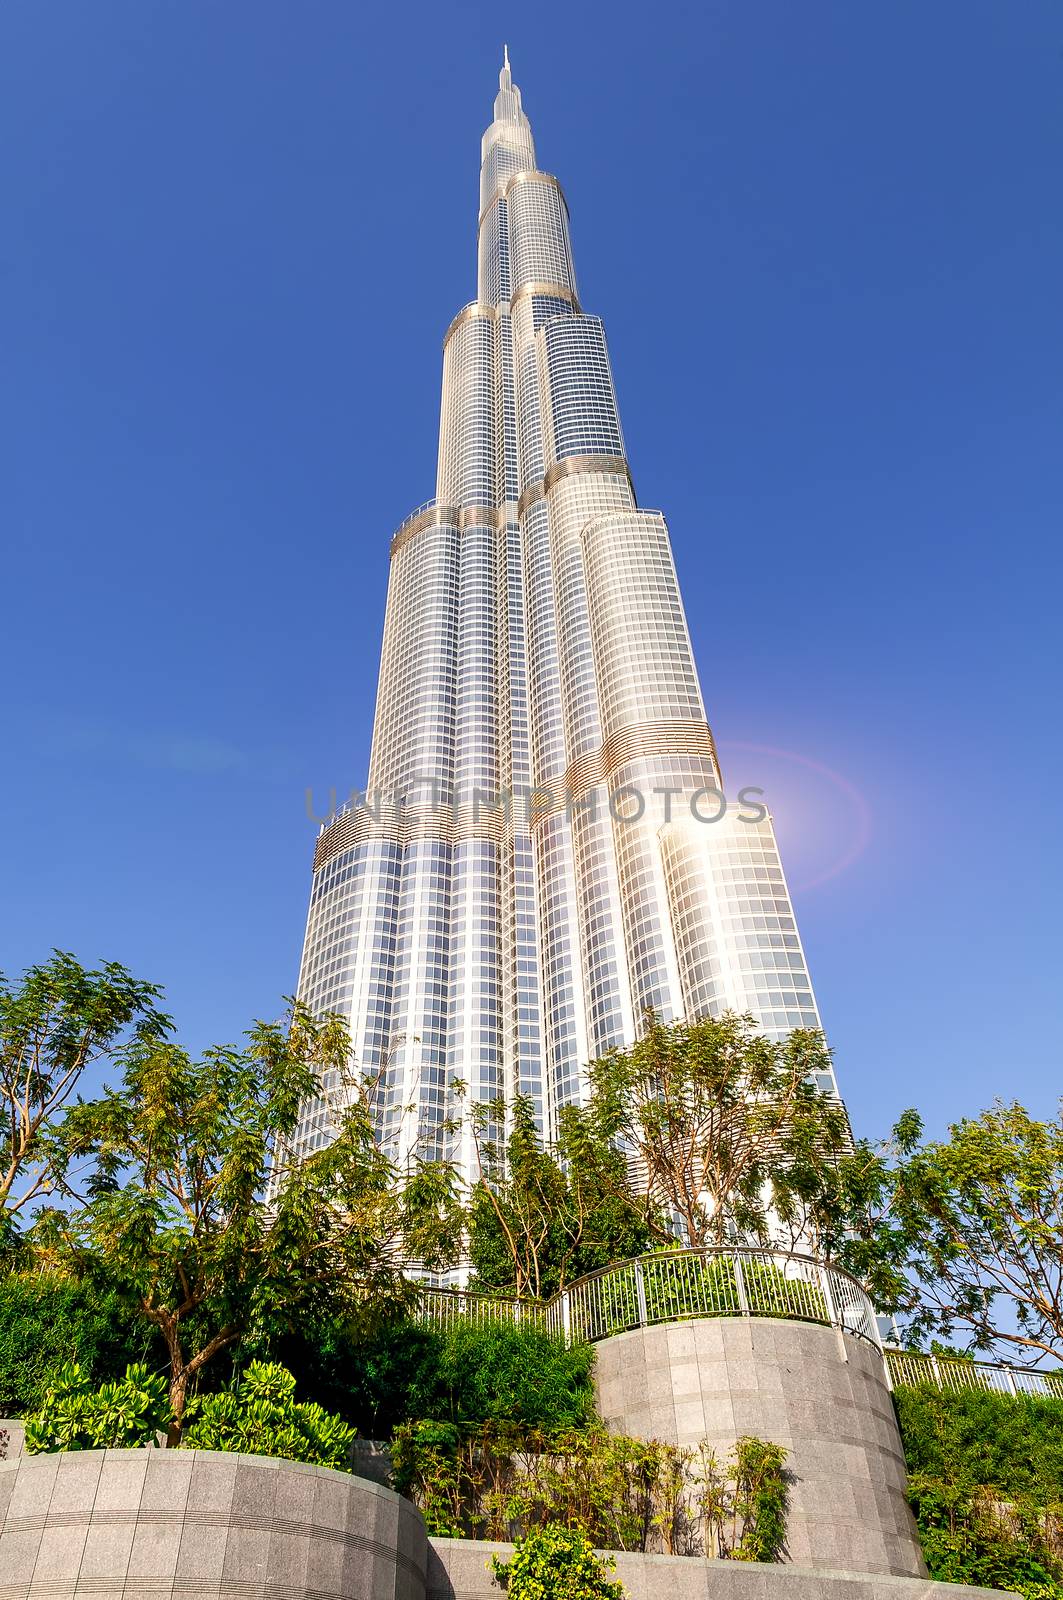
594,1316 -> 925,1578
0,1447 -> 425,1599
0,1443 -> 1014,1600
428,1540 -> 1012,1600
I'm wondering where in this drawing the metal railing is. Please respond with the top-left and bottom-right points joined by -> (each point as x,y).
393,497 -> 441,538
885,1348 -> 1063,1400
417,1246 -> 882,1349
418,1254 -> 1063,1403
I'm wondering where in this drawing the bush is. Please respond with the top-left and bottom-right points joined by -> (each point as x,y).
413,1323 -> 595,1432
391,1419 -> 789,1559
270,1318 -> 595,1438
907,1475 -> 1062,1598
895,1384 -> 1063,1504
895,1385 -> 1063,1598
492,1524 -> 624,1600
23,1357 -> 356,1472
24,1362 -> 169,1452
182,1362 -> 356,1470
0,1273 -> 150,1415
727,1436 -> 791,1562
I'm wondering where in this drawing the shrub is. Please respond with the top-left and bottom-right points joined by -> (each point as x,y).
391,1419 -> 789,1560
270,1317 -> 595,1438
895,1385 -> 1063,1598
894,1384 -> 1063,1504
181,1361 -> 356,1471
492,1523 -> 624,1600
0,1273 -> 150,1415
24,1362 -> 169,1453
729,1436 -> 790,1562
415,1323 -> 595,1431
907,1475 -> 1062,1599
22,1357 -> 355,1473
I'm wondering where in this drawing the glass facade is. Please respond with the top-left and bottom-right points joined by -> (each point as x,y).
291,52 -> 839,1180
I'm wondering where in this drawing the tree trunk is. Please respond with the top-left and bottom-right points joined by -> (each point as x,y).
167,1363 -> 189,1448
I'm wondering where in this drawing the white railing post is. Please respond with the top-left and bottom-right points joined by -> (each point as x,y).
412,1247 -> 881,1352
818,1264 -> 840,1329
733,1252 -> 750,1316
1004,1365 -> 1018,1397
634,1259 -> 649,1327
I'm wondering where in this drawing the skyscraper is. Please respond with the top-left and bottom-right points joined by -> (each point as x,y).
293,51 -> 839,1179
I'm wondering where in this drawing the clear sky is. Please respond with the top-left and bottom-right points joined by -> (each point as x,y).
3,0 -> 1060,1140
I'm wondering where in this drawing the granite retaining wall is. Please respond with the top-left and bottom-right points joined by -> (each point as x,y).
594,1317 -> 925,1576
0,1448 -> 1014,1600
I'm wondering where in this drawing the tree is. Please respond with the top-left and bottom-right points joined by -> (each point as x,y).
0,952 -> 169,1220
47,1001 -> 463,1443
582,1011 -> 850,1250
466,1093 -> 652,1298
772,1108 -> 924,1314
895,1100 -> 1063,1365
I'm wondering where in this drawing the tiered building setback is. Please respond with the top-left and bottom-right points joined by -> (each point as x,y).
293,52 -> 839,1178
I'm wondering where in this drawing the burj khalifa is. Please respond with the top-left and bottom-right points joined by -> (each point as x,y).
292,52 -> 838,1179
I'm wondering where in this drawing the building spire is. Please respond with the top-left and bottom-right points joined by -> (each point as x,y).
493,43 -> 526,126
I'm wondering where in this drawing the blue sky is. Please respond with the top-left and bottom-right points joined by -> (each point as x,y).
2,0 -> 1060,1140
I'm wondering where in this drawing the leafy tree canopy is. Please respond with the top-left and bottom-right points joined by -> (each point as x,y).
578,1011 -> 850,1250
467,1092 -> 652,1299
895,1100 -> 1063,1364
38,1001 -> 462,1442
0,951 -> 168,1222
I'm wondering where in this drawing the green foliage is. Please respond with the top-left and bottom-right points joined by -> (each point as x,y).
492,1524 -> 624,1600
44,1000 -> 462,1441
0,1271 -> 152,1415
894,1100 -> 1063,1363
772,1111 -> 924,1316
181,1361 -> 356,1471
894,1384 -> 1063,1504
391,1420 -> 788,1560
269,1317 -> 596,1439
582,1251 -> 829,1341
581,1011 -> 847,1249
21,1354 -> 355,1474
467,1093 -> 651,1299
412,1323 -> 595,1432
895,1384 -> 1063,1598
0,951 -> 169,1218
23,1361 -> 169,1453
266,1315 -> 444,1439
729,1436 -> 790,1562
906,1476 -> 1062,1598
